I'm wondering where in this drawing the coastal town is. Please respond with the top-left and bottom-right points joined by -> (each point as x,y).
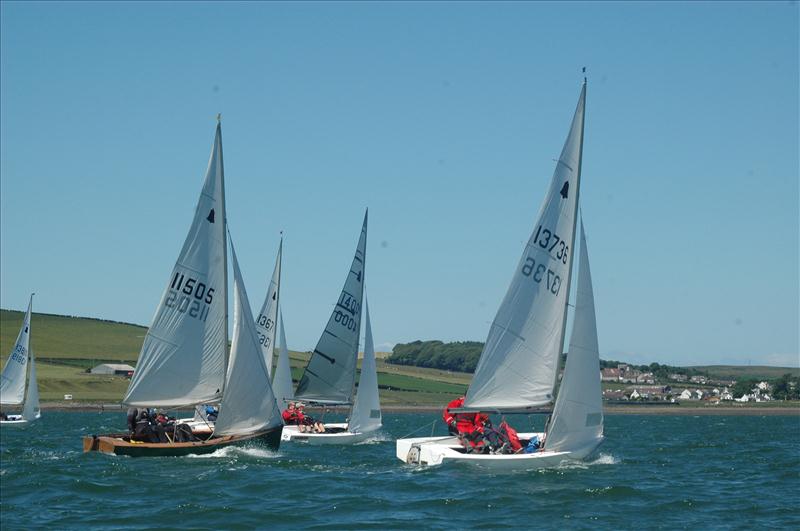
599,363 -> 795,404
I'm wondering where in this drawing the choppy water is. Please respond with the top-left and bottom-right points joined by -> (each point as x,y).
1,412 -> 798,529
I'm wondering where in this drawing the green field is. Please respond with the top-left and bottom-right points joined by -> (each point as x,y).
2,309 -> 797,406
0,310 -> 472,405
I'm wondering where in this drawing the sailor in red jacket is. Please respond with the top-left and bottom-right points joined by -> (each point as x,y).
442,396 -> 465,435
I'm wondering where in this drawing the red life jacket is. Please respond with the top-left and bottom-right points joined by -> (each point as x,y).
443,397 -> 464,425
499,421 -> 523,452
282,409 -> 298,425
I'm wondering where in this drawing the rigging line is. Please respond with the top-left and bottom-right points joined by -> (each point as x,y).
397,420 -> 439,441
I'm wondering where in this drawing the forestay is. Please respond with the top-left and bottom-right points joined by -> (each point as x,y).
213,241 -> 282,437
255,239 -> 281,376
0,294 -> 33,406
22,348 -> 40,421
124,123 -> 228,408
295,211 -> 368,405
465,83 -> 586,410
348,298 -> 382,434
271,313 -> 295,411
545,220 -> 603,453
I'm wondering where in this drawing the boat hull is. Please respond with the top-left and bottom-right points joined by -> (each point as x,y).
396,432 -> 585,470
281,422 -> 379,445
83,425 -> 282,457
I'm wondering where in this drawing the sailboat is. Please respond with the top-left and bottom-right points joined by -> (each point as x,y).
0,294 -> 41,426
83,119 -> 283,456
271,312 -> 295,411
396,80 -> 604,469
281,211 -> 382,444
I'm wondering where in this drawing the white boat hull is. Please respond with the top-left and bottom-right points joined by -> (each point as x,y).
396,432 -> 597,470
281,422 -> 379,445
0,413 -> 39,426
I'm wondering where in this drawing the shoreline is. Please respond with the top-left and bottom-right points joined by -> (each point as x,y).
32,402 -> 800,416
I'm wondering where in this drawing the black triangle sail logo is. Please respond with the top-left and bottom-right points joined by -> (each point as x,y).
206,209 -> 215,223
560,181 -> 569,199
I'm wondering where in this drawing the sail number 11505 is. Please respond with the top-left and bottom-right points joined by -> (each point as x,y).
165,272 -> 215,322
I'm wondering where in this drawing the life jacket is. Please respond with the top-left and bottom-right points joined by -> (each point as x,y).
282,409 -> 298,425
499,421 -> 523,452
442,397 -> 464,425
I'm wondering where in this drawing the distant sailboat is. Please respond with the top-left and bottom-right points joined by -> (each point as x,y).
0,294 -> 41,426
397,80 -> 603,469
272,313 -> 295,411
255,238 -> 282,377
282,211 -> 382,444
83,119 -> 283,456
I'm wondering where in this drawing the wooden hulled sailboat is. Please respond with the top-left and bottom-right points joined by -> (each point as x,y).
397,81 -> 604,469
0,294 -> 41,426
281,211 -> 382,444
83,120 -> 283,456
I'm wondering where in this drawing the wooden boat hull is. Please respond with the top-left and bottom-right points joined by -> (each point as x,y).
396,432 -> 601,470
83,425 -> 282,457
281,422 -> 380,445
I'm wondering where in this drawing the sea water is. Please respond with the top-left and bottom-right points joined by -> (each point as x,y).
1,412 -> 798,529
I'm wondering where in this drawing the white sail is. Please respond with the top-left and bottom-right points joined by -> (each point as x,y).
255,239 -> 281,376
465,83 -> 586,410
22,348 -> 40,421
213,240 -> 282,437
0,294 -> 33,406
124,122 -> 229,407
271,313 -> 295,410
348,298 -> 382,434
295,210 -> 368,404
545,220 -> 603,454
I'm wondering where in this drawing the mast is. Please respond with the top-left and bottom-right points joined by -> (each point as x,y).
275,234 -> 283,377
551,79 -> 586,400
218,114 -> 230,396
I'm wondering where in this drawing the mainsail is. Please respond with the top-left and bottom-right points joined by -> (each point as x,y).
124,122 -> 229,407
0,294 -> 33,406
213,241 -> 282,437
465,82 -> 586,410
255,238 -> 281,376
271,313 -> 295,410
348,298 -> 382,434
295,210 -> 368,404
545,220 -> 603,453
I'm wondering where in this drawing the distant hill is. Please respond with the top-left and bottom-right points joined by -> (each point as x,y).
691,365 -> 800,381
385,339 -> 799,382
1,309 -> 146,364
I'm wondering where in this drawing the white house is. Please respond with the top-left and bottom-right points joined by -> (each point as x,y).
679,389 -> 693,400
629,389 -> 641,400
90,363 -> 135,376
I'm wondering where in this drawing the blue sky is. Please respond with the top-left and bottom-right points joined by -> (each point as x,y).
1,1 -> 798,367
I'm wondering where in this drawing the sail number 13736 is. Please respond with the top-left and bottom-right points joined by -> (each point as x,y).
521,257 -> 562,296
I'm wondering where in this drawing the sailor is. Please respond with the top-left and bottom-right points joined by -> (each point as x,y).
442,396 -> 465,435
204,405 -> 218,422
126,407 -> 139,432
297,403 -> 325,433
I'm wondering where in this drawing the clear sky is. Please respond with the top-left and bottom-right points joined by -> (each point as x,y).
1,1 -> 798,367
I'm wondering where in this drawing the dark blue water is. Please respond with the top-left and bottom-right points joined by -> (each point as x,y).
1,412 -> 798,529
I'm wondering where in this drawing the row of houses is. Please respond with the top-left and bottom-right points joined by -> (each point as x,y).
603,381 -> 774,402
600,366 -> 655,384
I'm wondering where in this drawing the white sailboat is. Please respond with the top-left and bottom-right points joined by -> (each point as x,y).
397,80 -> 603,469
0,294 -> 41,426
282,211 -> 382,444
255,238 -> 281,377
84,119 -> 283,456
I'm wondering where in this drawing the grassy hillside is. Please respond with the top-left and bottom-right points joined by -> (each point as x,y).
3,310 -> 794,406
0,310 -> 471,405
691,365 -> 800,381
1,310 -> 145,363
